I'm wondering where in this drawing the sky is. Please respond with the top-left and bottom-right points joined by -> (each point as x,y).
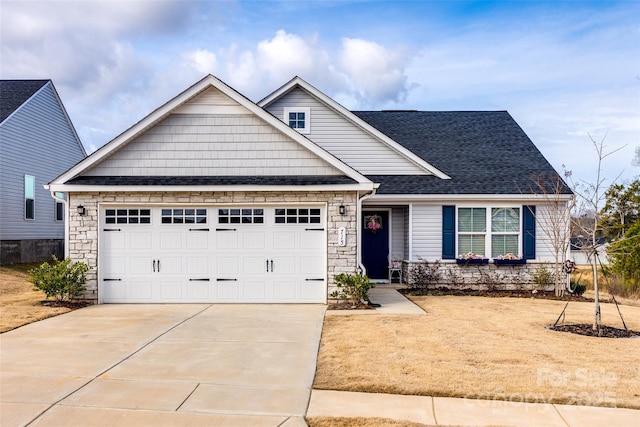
1,0 -> 639,187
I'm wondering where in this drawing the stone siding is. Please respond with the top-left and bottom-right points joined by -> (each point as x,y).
68,191 -> 358,303
402,260 -> 556,291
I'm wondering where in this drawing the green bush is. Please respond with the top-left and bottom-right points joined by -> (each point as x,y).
29,256 -> 90,301
330,272 -> 374,307
532,265 -> 553,289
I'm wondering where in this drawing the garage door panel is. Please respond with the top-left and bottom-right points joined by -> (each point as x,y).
273,282 -> 296,300
103,231 -> 125,250
186,282 -> 209,300
300,231 -> 324,249
160,232 -> 182,250
217,282 -> 239,300
217,231 -> 238,249
274,257 -> 296,275
300,256 -> 324,275
187,257 -> 210,275
131,232 -> 153,250
273,231 -> 295,249
158,257 -> 182,275
217,257 -> 239,275
129,281 -> 153,299
301,282 -> 324,300
102,257 -> 126,275
243,281 -> 266,300
243,257 -> 267,275
102,281 -> 127,300
243,232 -> 266,249
186,232 -> 209,250
159,282 -> 183,300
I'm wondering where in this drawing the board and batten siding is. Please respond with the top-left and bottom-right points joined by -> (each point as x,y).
265,87 -> 426,175
84,114 -> 340,177
0,82 -> 85,240
410,204 -> 442,261
390,207 -> 405,260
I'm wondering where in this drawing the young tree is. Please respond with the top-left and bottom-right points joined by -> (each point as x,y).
529,172 -> 574,297
566,135 -> 624,332
599,179 -> 640,241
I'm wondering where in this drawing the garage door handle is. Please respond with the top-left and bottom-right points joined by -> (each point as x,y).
216,278 -> 237,281
266,259 -> 269,272
157,260 -> 160,272
271,259 -> 274,272
153,260 -> 156,272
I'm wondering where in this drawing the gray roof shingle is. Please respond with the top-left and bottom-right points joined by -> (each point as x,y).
353,111 -> 572,195
0,80 -> 49,123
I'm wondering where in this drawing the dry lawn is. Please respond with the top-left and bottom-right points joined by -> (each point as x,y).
306,418 -> 437,427
314,296 -> 640,409
0,264 -> 72,333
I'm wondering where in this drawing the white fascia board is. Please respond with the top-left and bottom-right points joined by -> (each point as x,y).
259,77 -> 452,180
367,193 -> 575,203
47,183 -> 376,193
51,75 -> 371,186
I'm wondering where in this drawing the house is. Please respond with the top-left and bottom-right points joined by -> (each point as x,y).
0,80 -> 86,264
47,75 -> 572,303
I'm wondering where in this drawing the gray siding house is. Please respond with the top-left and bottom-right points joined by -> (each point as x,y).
48,75 -> 572,304
0,80 -> 86,264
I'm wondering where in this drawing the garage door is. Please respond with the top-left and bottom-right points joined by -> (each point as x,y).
100,206 -> 326,303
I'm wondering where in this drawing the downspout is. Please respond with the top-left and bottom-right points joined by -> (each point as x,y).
49,190 -> 69,258
357,184 -> 379,275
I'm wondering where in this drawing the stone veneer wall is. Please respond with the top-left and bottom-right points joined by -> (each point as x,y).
68,191 -> 358,302
402,260 -> 555,291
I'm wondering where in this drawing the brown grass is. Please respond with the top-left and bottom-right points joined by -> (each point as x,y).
314,296 -> 640,409
306,417 -> 437,427
0,264 -> 72,333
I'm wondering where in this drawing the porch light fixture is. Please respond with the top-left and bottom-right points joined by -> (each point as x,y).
339,205 -> 346,215
77,205 -> 86,216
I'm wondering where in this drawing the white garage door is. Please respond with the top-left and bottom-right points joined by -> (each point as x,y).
100,206 -> 326,303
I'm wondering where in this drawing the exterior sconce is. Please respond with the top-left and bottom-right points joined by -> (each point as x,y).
77,205 -> 86,216
339,205 -> 346,215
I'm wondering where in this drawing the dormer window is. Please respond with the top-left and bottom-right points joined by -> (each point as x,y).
284,107 -> 310,134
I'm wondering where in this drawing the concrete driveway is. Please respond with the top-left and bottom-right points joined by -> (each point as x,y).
1,304 -> 326,426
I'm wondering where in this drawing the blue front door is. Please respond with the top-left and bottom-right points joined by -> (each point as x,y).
362,211 -> 389,280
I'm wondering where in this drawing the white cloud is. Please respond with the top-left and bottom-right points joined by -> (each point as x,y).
338,38 -> 411,105
185,49 -> 218,75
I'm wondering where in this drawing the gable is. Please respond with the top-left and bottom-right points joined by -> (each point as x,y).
0,80 -> 49,123
263,87 -> 428,176
53,75 -> 371,188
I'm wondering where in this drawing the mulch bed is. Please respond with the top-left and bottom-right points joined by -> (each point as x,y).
327,302 -> 375,310
399,287 -> 591,301
549,324 -> 640,338
40,300 -> 92,309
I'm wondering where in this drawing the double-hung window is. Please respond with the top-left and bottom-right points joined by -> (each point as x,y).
24,175 -> 35,220
491,207 -> 520,256
458,208 -> 486,256
457,207 -> 522,258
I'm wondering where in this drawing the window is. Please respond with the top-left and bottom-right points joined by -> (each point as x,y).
24,175 -> 35,220
54,192 -> 65,222
162,208 -> 207,224
275,208 -> 321,224
457,207 -> 522,258
458,208 -> 486,256
106,208 -> 152,224
283,107 -> 310,134
218,208 -> 263,224
491,208 -> 520,256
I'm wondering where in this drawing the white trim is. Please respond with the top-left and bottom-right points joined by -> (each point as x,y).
46,183 -> 375,193
368,194 -> 574,202
408,203 -> 413,261
259,77 -> 451,180
50,75 -> 371,186
283,107 -> 311,134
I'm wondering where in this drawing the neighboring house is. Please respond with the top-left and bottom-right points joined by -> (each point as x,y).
47,75 -> 572,304
570,237 -> 609,266
0,80 -> 87,264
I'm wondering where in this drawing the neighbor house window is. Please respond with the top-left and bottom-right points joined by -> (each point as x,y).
24,175 -> 35,220
457,207 -> 522,258
458,208 -> 486,256
491,207 -> 520,257
54,192 -> 65,221
283,107 -> 310,134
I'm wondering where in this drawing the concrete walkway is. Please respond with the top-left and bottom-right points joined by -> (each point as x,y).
326,286 -> 426,315
1,304 -> 325,427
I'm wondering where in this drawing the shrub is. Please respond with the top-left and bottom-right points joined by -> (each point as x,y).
408,259 -> 442,291
532,265 -> 553,289
330,272 -> 374,307
29,256 -> 90,301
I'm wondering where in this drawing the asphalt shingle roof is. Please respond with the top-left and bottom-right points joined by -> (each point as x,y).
353,111 -> 572,195
0,80 -> 49,123
66,175 -> 357,186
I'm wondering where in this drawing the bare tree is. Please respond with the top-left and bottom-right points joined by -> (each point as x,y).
529,172 -> 575,297
565,134 -> 624,332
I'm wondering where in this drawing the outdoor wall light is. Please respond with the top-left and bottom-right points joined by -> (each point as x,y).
339,205 -> 346,215
77,205 -> 86,216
